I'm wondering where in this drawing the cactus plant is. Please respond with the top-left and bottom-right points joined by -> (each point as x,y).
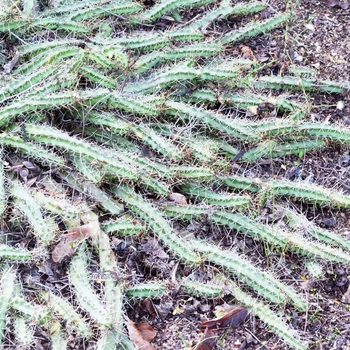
0,1 -> 349,348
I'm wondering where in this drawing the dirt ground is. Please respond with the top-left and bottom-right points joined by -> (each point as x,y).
123,1 -> 350,349
2,0 -> 350,349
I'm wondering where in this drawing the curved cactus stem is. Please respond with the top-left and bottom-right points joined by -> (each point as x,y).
181,183 -> 251,208
11,294 -> 50,324
170,165 -> 214,181
108,93 -> 164,116
261,179 -> 350,208
69,246 -> 112,329
269,140 -> 324,159
15,48 -> 83,75
67,2 -> 142,21
41,291 -> 92,338
221,13 -> 291,45
251,119 -> 299,137
192,239 -> 307,311
130,124 -> 183,160
50,322 -> 68,350
98,230 -> 123,336
125,66 -> 198,93
212,211 -> 350,264
102,218 -> 145,236
11,179 -> 55,245
0,266 -> 16,345
187,2 -> 265,30
300,122 -> 350,143
252,76 -> 349,93
0,153 -> 6,220
0,89 -> 109,127
0,65 -> 58,102
165,100 -> 258,141
70,155 -> 105,184
0,133 -> 66,166
224,176 -> 261,193
113,184 -> 200,264
13,317 -> 33,348
59,171 -> 124,215
31,188 -> 81,226
181,280 -> 223,298
283,207 -> 350,252
96,33 -> 171,51
18,39 -> 81,56
125,59 -> 254,94
132,44 -> 223,74
166,204 -> 350,263
240,140 -> 277,162
0,245 -> 31,261
166,28 -> 204,41
140,0 -> 215,22
24,123 -> 138,180
164,204 -> 210,220
126,283 -> 166,299
80,65 -> 118,89
230,286 -> 307,350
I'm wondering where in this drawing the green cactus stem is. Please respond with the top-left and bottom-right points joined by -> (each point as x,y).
126,283 -> 166,299
113,184 -> 200,264
0,266 -> 16,345
181,183 -> 251,208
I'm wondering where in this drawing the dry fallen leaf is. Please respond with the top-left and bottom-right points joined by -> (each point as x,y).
51,222 -> 94,262
140,238 -> 169,259
126,320 -> 156,350
144,299 -> 156,316
168,192 -> 187,205
136,323 -> 157,342
240,45 -> 254,60
194,306 -> 248,350
3,51 -> 20,74
246,105 -> 258,117
200,305 -> 248,329
195,327 -> 217,350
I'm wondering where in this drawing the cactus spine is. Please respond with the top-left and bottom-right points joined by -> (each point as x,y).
230,286 -> 307,350
181,183 -> 251,208
0,266 -> 16,345
41,291 -> 92,337
191,239 -> 306,311
69,247 -> 112,328
126,283 -> 166,299
11,179 -> 55,245
113,184 -> 199,264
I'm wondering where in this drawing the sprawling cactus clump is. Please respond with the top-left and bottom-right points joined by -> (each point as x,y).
1,0 -> 350,349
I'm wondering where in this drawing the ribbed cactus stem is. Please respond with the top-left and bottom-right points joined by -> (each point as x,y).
181,183 -> 251,208
41,291 -> 92,337
0,266 -> 16,345
191,239 -> 306,311
98,230 -> 123,336
113,184 -> 199,264
230,286 -> 307,350
126,283 -> 166,299
181,280 -> 223,298
69,247 -> 112,329
23,123 -> 138,180
11,179 -> 55,245
283,207 -> 350,251
261,180 -> 350,208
